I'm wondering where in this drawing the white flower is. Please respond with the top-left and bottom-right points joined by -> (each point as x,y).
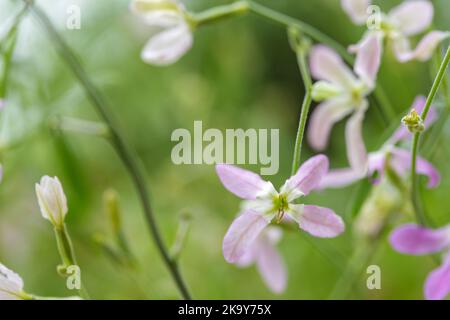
0,263 -> 28,300
130,0 -> 193,65
342,0 -> 450,62
35,176 -> 68,228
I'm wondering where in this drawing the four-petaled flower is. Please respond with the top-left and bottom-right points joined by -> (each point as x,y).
390,223 -> 450,300
216,155 -> 345,272
342,0 -> 450,63
308,41 -> 381,171
35,176 -> 69,229
321,96 -> 440,189
130,0 -> 193,65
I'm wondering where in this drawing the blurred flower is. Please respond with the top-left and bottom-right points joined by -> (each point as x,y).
0,263 -> 30,300
342,0 -> 450,62
236,227 -> 286,294
216,155 -> 345,266
321,96 -> 440,189
130,0 -> 193,65
308,42 -> 381,171
35,176 -> 68,228
390,223 -> 450,300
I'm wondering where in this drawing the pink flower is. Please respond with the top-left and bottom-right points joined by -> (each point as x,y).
321,96 -> 440,189
342,0 -> 450,62
390,223 -> 450,300
307,41 -> 381,171
216,155 -> 345,290
236,226 -> 286,293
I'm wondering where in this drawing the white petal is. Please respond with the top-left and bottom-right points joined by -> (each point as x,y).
256,238 -> 287,294
388,0 -> 433,36
130,0 -> 183,28
309,45 -> 357,88
141,23 -> 193,66
396,31 -> 450,62
0,264 -> 24,299
354,32 -> 382,87
307,97 -> 354,151
345,101 -> 368,171
341,0 -> 371,25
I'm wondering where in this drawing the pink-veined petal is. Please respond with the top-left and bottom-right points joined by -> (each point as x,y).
307,97 -> 354,151
389,224 -> 450,255
388,0 -> 433,36
290,204 -> 345,238
367,151 -> 386,184
391,148 -> 440,188
345,102 -> 369,171
309,45 -> 357,88
222,210 -> 270,263
0,263 -> 24,299
354,32 -> 381,87
216,164 -> 274,200
256,239 -> 287,294
282,154 -> 329,196
141,23 -> 192,66
425,252 -> 450,300
341,0 -> 371,25
320,167 -> 366,189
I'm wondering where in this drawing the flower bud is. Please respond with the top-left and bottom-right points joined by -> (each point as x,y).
35,176 -> 68,228
401,109 -> 425,133
311,81 -> 341,101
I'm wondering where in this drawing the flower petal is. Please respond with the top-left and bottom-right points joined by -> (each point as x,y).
309,45 -> 357,88
223,210 -> 270,263
289,204 -> 345,238
320,168 -> 366,189
345,102 -> 368,171
388,0 -> 434,36
256,238 -> 287,294
354,32 -> 381,87
141,23 -> 193,66
389,224 -> 450,255
394,31 -> 450,63
307,97 -> 354,151
0,263 -> 24,299
282,154 -> 329,196
391,148 -> 440,188
425,253 -> 450,300
130,0 -> 183,28
341,0 -> 371,25
216,164 -> 275,200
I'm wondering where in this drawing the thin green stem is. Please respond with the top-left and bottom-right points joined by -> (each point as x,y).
410,45 -> 450,226
27,3 -> 191,299
289,30 -> 312,175
54,224 -> 90,299
192,1 -> 249,26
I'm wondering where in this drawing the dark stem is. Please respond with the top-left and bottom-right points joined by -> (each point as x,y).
27,3 -> 191,299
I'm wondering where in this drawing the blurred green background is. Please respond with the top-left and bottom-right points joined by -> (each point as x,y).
0,0 -> 449,299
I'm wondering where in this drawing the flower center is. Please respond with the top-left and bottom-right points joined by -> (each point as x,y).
273,193 -> 289,223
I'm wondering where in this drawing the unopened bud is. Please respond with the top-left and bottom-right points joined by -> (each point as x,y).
401,109 -> 424,133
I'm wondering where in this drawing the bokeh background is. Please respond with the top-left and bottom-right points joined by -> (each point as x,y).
0,0 -> 449,299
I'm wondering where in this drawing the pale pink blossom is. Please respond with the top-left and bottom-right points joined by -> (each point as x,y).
390,223 -> 450,300
130,0 -> 193,65
342,0 -> 450,63
216,155 -> 345,293
321,96 -> 440,189
308,41 -> 381,171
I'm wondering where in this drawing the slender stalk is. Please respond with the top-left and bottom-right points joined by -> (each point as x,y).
289,30 -> 312,175
27,3 -> 191,299
193,1 -> 249,26
54,224 -> 90,299
246,1 -> 395,123
410,45 -> 450,225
